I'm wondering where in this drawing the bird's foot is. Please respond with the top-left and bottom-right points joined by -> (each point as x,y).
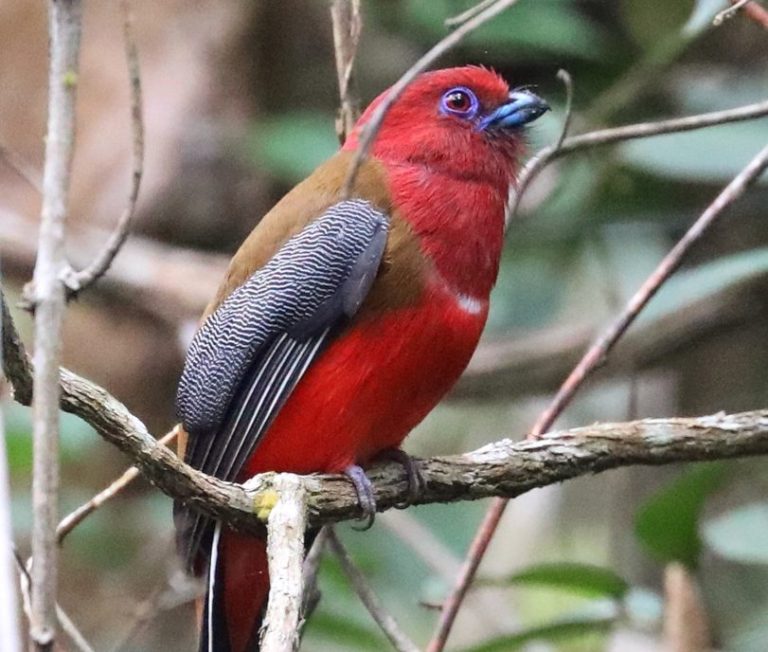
343,464 -> 376,531
378,449 -> 425,509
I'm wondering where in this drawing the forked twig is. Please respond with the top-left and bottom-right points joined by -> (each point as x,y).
63,0 -> 144,297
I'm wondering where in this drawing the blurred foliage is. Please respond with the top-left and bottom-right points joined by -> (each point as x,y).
635,463 -> 727,567
4,0 -> 768,650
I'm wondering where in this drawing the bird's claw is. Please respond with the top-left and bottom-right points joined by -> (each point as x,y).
379,449 -> 425,509
343,464 -> 376,531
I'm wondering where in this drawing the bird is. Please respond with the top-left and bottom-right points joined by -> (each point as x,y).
173,65 -> 548,652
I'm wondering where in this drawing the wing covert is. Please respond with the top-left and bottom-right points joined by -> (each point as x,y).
174,199 -> 389,569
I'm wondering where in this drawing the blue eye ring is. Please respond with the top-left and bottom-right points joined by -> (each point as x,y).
440,87 -> 479,119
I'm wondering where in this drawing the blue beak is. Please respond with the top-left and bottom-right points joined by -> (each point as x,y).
478,89 -> 549,131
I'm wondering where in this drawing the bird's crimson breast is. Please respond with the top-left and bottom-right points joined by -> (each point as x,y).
239,282 -> 488,478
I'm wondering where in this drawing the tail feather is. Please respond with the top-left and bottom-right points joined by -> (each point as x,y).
199,527 -> 319,651
199,527 -> 270,652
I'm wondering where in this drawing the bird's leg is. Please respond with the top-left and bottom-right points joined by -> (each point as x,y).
343,465 -> 376,531
377,449 -> 425,509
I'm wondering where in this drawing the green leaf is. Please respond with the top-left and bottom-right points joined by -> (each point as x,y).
703,503 -> 768,564
638,247 -> 768,323
620,121 -> 768,182
248,111 -> 338,184
635,463 -> 727,567
402,0 -> 607,60
303,610 -> 384,650
493,562 -> 629,599
460,611 -> 615,652
621,0 -> 694,47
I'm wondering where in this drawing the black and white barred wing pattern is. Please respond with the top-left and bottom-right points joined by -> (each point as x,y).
174,199 -> 389,567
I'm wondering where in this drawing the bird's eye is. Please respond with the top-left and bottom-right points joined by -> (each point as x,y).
440,87 -> 479,118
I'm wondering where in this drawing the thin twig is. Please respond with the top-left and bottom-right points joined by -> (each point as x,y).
552,69 -> 574,152
341,0 -> 522,196
714,0 -> 768,27
444,0 -> 498,27
28,1 -> 83,648
327,528 -> 419,652
0,141 -> 43,194
13,550 -> 95,652
330,0 -> 362,144
63,0 -> 144,297
56,427 -> 179,545
301,527 -> 329,623
529,140 -> 768,438
429,142 -> 768,652
260,474 -> 308,652
715,0 -> 753,24
509,98 -> 768,219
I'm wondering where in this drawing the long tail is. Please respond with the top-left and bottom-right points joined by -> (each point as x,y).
200,525 -> 271,652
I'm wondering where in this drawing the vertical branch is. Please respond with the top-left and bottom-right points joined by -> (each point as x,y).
64,0 -> 144,296
27,0 -> 83,648
0,401 -> 21,652
330,0 -> 362,144
260,474 -> 308,652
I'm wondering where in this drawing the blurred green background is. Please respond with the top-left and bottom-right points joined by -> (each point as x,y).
2,0 -> 768,650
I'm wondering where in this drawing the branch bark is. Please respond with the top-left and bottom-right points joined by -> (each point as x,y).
27,1 -> 83,648
2,301 -> 768,529
260,474 -> 307,652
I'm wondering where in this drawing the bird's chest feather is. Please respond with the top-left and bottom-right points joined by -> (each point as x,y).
241,280 -> 487,477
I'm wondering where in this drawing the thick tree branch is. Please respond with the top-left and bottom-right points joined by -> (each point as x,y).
2,297 -> 768,528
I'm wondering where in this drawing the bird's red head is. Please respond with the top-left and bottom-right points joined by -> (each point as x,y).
344,66 -> 548,189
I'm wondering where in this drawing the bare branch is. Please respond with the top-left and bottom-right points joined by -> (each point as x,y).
27,1 -> 83,647
260,474 -> 307,652
0,141 -> 43,194
444,0 -> 498,27
510,98 -> 768,219
62,0 -> 144,297
4,304 -> 768,532
552,69 -> 574,152
342,0 -> 522,196
14,551 -> 95,652
327,529 -> 419,652
530,141 -> 768,438
715,0 -> 768,28
2,283 -> 768,529
330,0 -> 362,144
